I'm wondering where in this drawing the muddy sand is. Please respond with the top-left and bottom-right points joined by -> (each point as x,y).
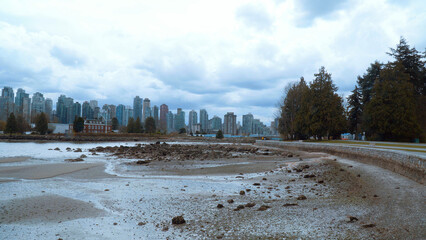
0,142 -> 424,239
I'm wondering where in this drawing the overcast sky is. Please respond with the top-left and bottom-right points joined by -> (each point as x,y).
1,0 -> 425,124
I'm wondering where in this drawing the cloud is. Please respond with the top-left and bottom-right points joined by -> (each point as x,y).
236,3 -> 274,32
294,0 -> 350,27
50,46 -> 85,67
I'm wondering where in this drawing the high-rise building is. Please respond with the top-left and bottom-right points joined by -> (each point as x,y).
116,104 -> 125,126
82,101 -> 94,120
200,109 -> 209,133
45,98 -> 53,121
133,96 -> 142,122
73,102 -> 81,119
109,105 -> 116,119
31,92 -> 45,118
142,98 -> 150,122
242,113 -> 254,135
93,107 -> 100,119
123,106 -> 133,126
223,112 -> 237,135
167,111 -> 174,133
0,87 -> 15,121
188,110 -> 197,133
89,100 -> 98,110
174,108 -> 185,131
160,104 -> 169,131
56,95 -> 74,123
15,88 -> 31,122
15,88 -> 27,111
153,105 -> 159,129
210,116 -> 222,131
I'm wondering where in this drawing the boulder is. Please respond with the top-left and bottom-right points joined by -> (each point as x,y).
172,216 -> 186,225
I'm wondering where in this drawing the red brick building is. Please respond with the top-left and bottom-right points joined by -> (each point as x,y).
69,120 -> 112,133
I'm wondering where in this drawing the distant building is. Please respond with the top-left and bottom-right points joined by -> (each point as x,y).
0,87 -> 15,121
223,112 -> 237,135
45,98 -> 53,121
188,110 -> 197,132
142,98 -> 150,122
56,95 -> 74,123
116,104 -> 125,126
200,109 -> 209,133
133,96 -> 142,122
242,113 -> 254,135
69,119 -> 112,133
167,111 -> 174,133
89,100 -> 98,110
82,101 -> 94,120
109,104 -> 116,119
31,92 -> 45,120
160,104 -> 169,132
15,88 -> 31,122
210,116 -> 222,132
153,105 -> 159,129
174,108 -> 185,131
73,102 -> 81,118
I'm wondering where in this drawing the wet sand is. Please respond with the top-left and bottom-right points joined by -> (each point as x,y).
0,162 -> 103,180
0,143 -> 424,239
0,156 -> 31,163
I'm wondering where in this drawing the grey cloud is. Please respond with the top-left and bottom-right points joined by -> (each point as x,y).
295,0 -> 350,27
236,3 -> 274,32
50,46 -> 85,67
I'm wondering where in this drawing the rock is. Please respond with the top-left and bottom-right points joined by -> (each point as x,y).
253,183 -> 261,186
54,147 -> 60,151
303,174 -> 316,178
80,154 -> 87,158
104,189 -> 110,191
138,222 -> 146,226
345,216 -> 359,223
245,202 -> 256,208
227,199 -> 234,204
257,205 -> 271,211
74,148 -> 82,152
113,222 -> 117,225
283,203 -> 298,207
362,223 -> 376,228
217,204 -> 224,209
236,205 -> 245,209
66,147 -> 71,151
136,160 -> 150,164
317,180 -> 324,184
262,178 -> 267,181
287,154 -> 293,157
239,190 -> 246,195
297,195 -> 307,200
64,158 -> 84,162
156,141 -> 161,144
374,194 -> 378,198
287,170 -> 292,173
172,216 -> 186,224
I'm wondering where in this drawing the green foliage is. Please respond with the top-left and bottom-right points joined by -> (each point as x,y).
0,120 -> 6,131
35,113 -> 49,135
111,117 -> 119,130
144,116 -> 156,134
364,62 -> 420,141
127,117 -> 135,133
73,117 -> 85,133
216,130 -> 224,139
134,117 -> 143,133
16,115 -> 29,134
5,113 -> 17,134
179,128 -> 186,134
347,85 -> 362,137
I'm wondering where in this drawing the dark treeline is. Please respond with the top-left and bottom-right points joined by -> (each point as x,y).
279,37 -> 426,142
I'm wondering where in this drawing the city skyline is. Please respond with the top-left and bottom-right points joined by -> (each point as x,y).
1,0 -> 425,124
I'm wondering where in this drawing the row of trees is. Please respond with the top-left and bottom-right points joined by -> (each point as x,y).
3,113 -> 48,135
126,116 -> 156,134
279,37 -> 425,142
278,67 -> 346,140
347,37 -> 425,142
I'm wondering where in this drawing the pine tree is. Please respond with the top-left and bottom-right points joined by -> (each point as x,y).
365,61 -> 420,141
73,117 -> 85,133
35,113 -> 48,135
111,117 -> 119,130
347,85 -> 362,138
5,113 -> 17,134
144,116 -> 156,134
134,117 -> 142,133
127,117 -> 135,133
16,115 -> 29,134
216,130 -> 224,139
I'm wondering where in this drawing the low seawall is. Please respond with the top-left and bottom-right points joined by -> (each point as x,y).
256,141 -> 425,184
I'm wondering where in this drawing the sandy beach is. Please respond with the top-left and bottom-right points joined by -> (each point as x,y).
0,141 -> 425,239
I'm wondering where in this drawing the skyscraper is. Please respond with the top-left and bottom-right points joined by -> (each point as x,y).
160,104 -> 169,131
73,102 -> 82,119
89,100 -> 98,110
224,112 -> 237,135
133,96 -> 142,122
167,111 -> 174,133
0,87 -> 15,121
31,92 -> 45,117
200,109 -> 208,133
45,98 -> 53,121
116,104 -> 125,126
210,116 -> 222,131
153,105 -> 159,129
82,101 -> 94,120
174,108 -> 185,131
188,110 -> 197,133
109,105 -> 116,119
242,113 -> 254,135
142,98 -> 150,122
56,95 -> 74,123
15,88 -> 31,122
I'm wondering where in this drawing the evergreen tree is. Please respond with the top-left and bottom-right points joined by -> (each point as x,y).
127,117 -> 135,133
134,117 -> 142,133
144,116 -> 156,134
388,37 -> 426,95
308,67 -> 345,139
111,117 -> 119,130
73,117 -> 85,133
35,113 -> 48,135
347,85 -> 362,138
16,115 -> 29,134
216,130 -> 224,139
5,113 -> 17,134
364,62 -> 420,141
